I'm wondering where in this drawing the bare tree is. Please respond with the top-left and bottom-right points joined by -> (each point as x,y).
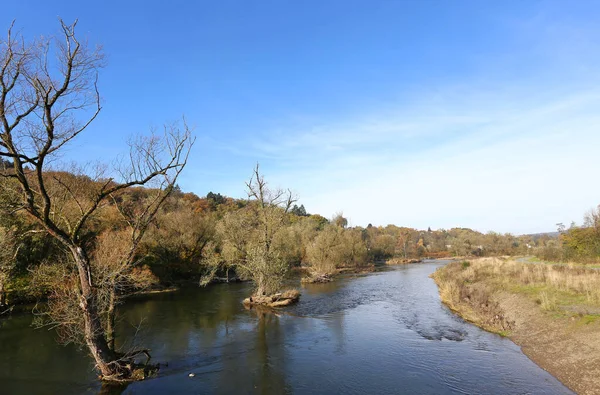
396,228 -> 413,258
99,183 -> 189,352
331,212 -> 348,229
215,165 -> 297,299
583,205 -> 600,230
0,20 -> 193,380
243,164 -> 296,297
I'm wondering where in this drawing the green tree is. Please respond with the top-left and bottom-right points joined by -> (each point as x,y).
206,191 -> 227,211
290,204 -> 308,217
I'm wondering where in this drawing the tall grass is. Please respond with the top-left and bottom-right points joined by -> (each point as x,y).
436,257 -> 600,307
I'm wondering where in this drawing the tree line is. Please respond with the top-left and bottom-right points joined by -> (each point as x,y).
0,161 -> 550,311
533,206 -> 600,264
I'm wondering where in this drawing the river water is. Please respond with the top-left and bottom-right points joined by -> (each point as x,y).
0,260 -> 572,394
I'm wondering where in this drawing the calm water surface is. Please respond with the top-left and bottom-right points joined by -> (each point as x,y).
0,261 -> 572,394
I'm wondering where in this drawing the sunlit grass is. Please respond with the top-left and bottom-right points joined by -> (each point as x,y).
522,255 -> 600,270
434,257 -> 600,316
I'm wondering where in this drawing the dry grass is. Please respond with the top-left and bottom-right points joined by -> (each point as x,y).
485,258 -> 600,305
539,291 -> 557,311
434,257 -> 600,314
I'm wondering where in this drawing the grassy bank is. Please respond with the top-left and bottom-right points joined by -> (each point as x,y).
432,257 -> 600,395
522,255 -> 600,270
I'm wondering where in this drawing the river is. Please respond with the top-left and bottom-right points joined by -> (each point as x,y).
0,260 -> 572,394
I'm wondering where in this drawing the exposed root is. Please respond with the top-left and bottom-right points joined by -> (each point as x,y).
243,289 -> 300,308
301,273 -> 333,283
101,349 -> 159,383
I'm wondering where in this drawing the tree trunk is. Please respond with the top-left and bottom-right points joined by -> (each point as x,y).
106,284 -> 116,352
70,246 -> 116,378
0,278 -> 5,307
255,271 -> 266,296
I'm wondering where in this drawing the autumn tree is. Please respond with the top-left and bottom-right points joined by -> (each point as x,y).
214,165 -> 297,300
396,227 -> 415,258
332,212 -> 348,228
341,228 -> 369,267
145,195 -> 217,282
242,165 -> 296,296
304,225 -> 369,279
558,205 -> 600,262
0,226 -> 16,310
305,224 -> 343,276
368,231 -> 396,260
271,224 -> 303,267
0,20 -> 193,380
94,186 -> 188,352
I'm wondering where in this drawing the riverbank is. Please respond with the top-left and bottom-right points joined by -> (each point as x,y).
432,257 -> 600,395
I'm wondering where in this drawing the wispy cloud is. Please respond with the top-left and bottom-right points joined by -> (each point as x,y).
193,7 -> 600,234
215,83 -> 600,234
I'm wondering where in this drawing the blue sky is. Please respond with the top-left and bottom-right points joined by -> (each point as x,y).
3,1 -> 600,234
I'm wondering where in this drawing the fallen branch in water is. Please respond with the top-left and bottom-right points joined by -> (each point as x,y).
101,349 -> 156,382
0,306 -> 13,315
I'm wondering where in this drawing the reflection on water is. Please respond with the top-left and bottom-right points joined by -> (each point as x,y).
0,261 -> 573,394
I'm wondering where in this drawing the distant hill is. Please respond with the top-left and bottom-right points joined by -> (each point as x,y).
526,231 -> 560,239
